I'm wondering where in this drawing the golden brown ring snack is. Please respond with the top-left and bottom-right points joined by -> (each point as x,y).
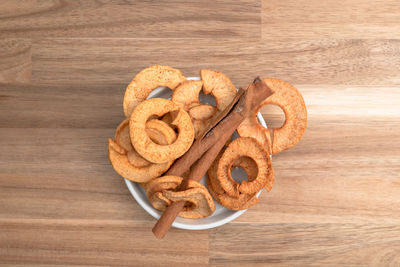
145,176 -> 215,219
237,78 -> 307,154
108,119 -> 176,183
217,137 -> 273,198
130,98 -> 194,163
125,119 -> 176,168
200,69 -> 237,112
123,65 -> 186,118
171,80 -> 205,111
207,153 -> 259,210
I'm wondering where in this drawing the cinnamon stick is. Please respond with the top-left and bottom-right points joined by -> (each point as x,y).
152,78 -> 273,239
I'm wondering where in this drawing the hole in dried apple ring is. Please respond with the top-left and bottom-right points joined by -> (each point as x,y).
230,166 -> 248,183
230,156 -> 258,183
259,104 -> 286,129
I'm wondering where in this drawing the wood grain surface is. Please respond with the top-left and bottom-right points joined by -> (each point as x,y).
1,0 -> 400,266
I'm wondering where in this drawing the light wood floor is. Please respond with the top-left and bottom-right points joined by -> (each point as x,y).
1,0 -> 400,266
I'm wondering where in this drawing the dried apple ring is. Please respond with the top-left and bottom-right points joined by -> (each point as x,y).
123,65 -> 186,117
208,182 -> 259,211
200,69 -> 237,112
171,80 -> 216,116
126,149 -> 150,168
237,78 -> 307,154
145,176 -> 182,211
217,137 -> 273,198
171,80 -> 204,110
146,119 -> 177,145
108,139 -> 174,183
146,176 -> 215,218
130,98 -> 194,163
116,118 -> 176,168
188,104 -> 216,121
207,153 -> 260,210
108,119 -> 176,183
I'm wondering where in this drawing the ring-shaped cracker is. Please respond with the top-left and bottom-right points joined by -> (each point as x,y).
123,65 -> 186,117
130,98 -> 194,163
217,137 -> 273,198
237,78 -> 307,154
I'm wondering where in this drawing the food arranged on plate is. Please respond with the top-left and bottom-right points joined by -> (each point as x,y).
108,65 -> 307,238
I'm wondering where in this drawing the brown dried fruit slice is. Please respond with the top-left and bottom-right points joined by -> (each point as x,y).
171,80 -> 204,110
114,118 -> 176,167
172,80 -> 216,138
163,187 -> 215,219
108,118 -> 177,183
188,104 -> 217,121
145,176 -> 215,218
127,149 -> 150,168
200,69 -> 237,112
217,137 -> 273,197
237,78 -> 307,154
207,151 -> 260,210
146,176 -> 182,211
123,65 -> 186,117
189,104 -> 217,139
146,119 -> 177,145
207,178 -> 259,211
114,119 -> 133,152
191,119 -> 207,139
130,98 -> 194,163
108,139 -> 174,183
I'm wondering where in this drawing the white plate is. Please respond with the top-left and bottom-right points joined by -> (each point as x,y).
125,77 -> 268,230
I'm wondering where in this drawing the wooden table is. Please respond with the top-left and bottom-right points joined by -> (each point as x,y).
1,1 -> 399,266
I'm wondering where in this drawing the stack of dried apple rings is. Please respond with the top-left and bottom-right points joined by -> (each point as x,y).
108,65 -> 307,215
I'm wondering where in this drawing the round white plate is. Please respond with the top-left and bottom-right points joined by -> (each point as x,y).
125,77 -> 267,230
